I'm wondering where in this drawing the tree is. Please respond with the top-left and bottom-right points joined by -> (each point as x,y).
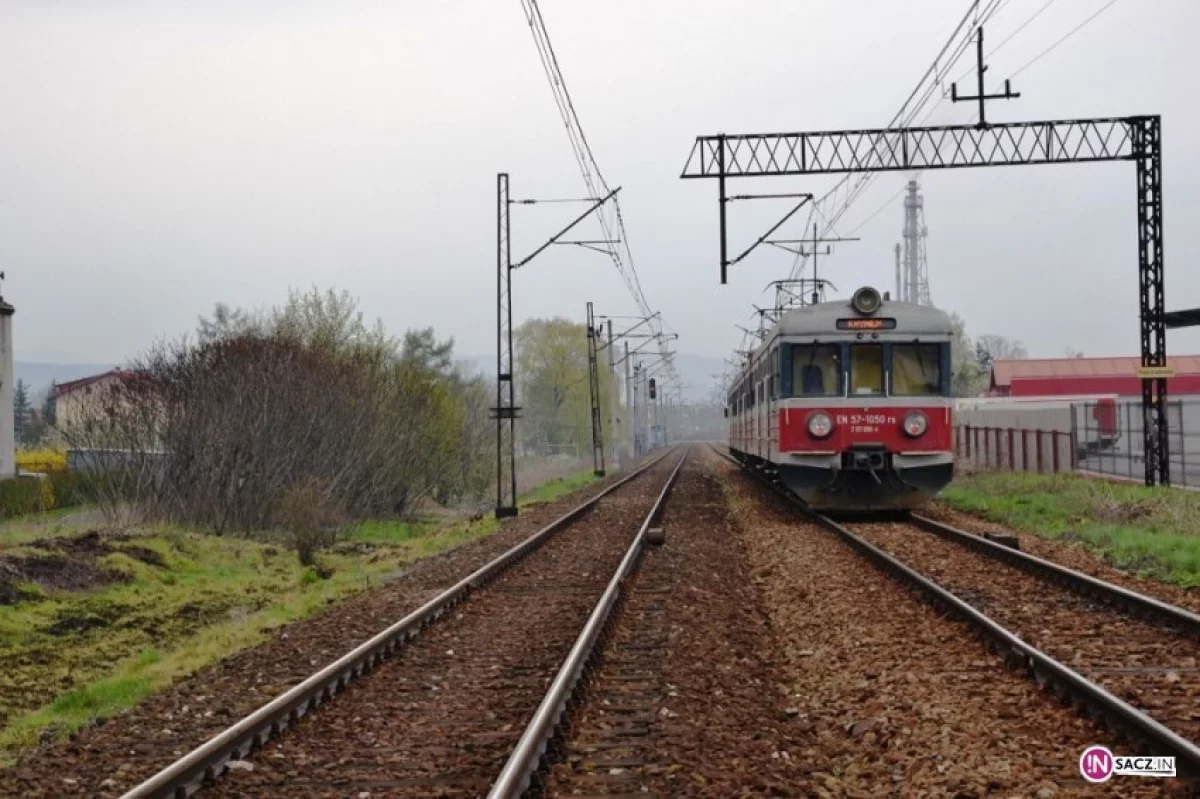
43,381 -> 57,426
1065,347 -> 1084,359
515,318 -> 611,457
13,379 -> 30,441
975,334 -> 1027,370
948,312 -> 987,397
401,327 -> 455,378
19,409 -> 46,448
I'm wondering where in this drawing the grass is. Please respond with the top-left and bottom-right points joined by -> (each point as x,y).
0,468 -> 597,764
519,470 -> 599,506
941,471 -> 1200,587
0,506 -> 103,548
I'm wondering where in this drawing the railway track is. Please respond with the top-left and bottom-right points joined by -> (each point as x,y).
119,448 -> 686,798
488,452 -> 686,797
710,443 -> 1200,780
847,519 -> 1200,740
516,449 -> 800,796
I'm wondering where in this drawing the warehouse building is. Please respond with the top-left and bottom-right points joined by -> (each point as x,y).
988,356 -> 1200,398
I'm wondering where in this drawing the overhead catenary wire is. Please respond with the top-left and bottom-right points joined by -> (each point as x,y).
784,0 -> 1008,283
807,0 -> 1118,257
1008,0 -> 1121,79
518,0 -> 677,382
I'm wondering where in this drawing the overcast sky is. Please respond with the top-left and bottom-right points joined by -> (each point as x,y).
2,0 -> 1199,370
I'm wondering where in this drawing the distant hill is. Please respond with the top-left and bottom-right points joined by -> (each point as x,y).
14,362 -> 115,403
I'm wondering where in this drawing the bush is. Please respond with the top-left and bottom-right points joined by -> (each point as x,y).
278,478 -> 342,566
47,472 -> 92,508
0,477 -> 51,518
16,449 -> 67,474
55,289 -> 495,535
0,472 -> 94,520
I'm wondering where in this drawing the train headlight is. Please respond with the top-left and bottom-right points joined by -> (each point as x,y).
903,411 -> 928,438
807,411 -> 834,439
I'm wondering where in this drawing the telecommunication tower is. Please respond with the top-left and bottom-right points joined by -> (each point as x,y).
898,180 -> 933,306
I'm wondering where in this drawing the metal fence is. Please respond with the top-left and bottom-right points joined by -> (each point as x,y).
955,399 -> 1200,488
1073,399 -> 1200,488
954,425 -> 1075,475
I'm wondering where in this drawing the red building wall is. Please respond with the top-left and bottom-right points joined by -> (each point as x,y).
1009,375 -> 1200,397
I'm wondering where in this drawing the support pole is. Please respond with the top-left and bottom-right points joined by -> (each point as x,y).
607,320 -> 620,471
628,338 -> 638,458
718,134 -> 728,285
494,174 -> 519,518
1134,116 -> 1170,486
586,302 -> 605,477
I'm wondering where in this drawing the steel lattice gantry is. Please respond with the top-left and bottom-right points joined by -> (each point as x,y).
681,116 -> 1169,486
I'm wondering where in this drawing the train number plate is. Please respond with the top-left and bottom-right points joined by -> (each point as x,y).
835,413 -> 895,434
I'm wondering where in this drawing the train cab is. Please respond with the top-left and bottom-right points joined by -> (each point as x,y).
728,286 -> 956,511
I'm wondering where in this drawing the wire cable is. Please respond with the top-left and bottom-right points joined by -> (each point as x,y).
518,0 -> 677,381
1008,0 -> 1121,79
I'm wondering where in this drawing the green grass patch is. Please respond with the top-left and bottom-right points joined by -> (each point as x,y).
519,470 -> 599,506
348,518 -> 438,544
0,533 -> 412,762
942,471 -> 1200,587
0,506 -> 100,549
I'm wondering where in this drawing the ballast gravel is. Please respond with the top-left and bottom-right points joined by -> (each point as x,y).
922,502 -> 1200,616
711,450 -> 1181,797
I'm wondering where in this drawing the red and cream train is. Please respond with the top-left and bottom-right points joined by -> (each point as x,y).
727,286 -> 955,511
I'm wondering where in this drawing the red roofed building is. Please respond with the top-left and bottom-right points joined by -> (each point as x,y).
989,356 -> 1200,397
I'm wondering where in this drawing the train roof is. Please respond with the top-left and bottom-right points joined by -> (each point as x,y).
772,296 -> 953,338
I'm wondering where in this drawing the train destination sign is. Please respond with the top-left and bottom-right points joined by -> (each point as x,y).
836,318 -> 897,331
1135,366 -> 1176,379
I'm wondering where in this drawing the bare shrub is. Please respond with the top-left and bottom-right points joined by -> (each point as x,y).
278,477 -> 342,567
52,289 -> 495,550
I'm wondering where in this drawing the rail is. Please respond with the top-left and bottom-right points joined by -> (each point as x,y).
708,443 -> 1200,776
489,447 -> 689,797
909,513 -> 1200,636
120,449 -> 676,799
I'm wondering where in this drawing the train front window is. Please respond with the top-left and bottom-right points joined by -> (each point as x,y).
849,345 -> 883,396
791,345 -> 840,397
892,343 -> 943,396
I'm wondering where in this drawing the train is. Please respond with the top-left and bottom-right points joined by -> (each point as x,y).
727,286 -> 956,511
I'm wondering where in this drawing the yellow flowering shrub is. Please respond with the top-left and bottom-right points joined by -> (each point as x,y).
16,449 -> 67,474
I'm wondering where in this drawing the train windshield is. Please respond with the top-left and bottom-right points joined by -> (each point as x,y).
849,345 -> 883,396
892,343 -> 943,396
792,345 -> 840,397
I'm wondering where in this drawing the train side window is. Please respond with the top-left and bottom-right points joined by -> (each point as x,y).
791,345 -> 841,397
769,347 -> 779,399
892,343 -> 942,396
849,345 -> 884,396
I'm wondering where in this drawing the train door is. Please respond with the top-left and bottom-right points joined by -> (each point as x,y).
758,361 -> 768,460
767,345 -> 779,460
